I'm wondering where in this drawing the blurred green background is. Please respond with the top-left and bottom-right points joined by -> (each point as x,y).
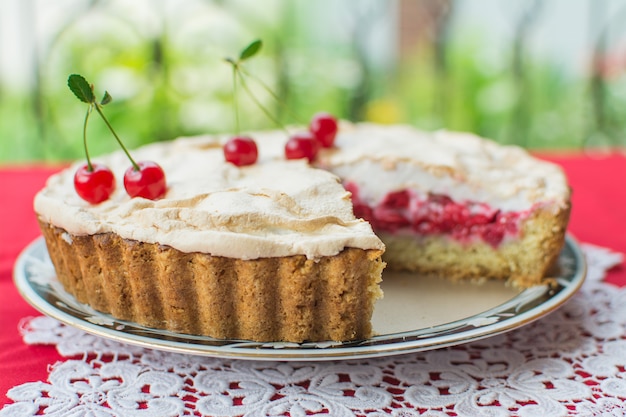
1,0 -> 626,163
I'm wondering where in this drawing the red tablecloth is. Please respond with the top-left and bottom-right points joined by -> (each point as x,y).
1,153 -> 625,408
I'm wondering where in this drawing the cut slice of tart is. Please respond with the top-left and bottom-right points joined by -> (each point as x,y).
315,123 -> 571,288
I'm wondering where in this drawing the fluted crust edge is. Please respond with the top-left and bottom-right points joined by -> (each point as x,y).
38,220 -> 385,343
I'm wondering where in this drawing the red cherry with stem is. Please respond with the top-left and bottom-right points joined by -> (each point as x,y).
309,112 -> 338,148
67,74 -> 169,202
224,136 -> 258,166
123,161 -> 167,200
285,131 -> 320,162
74,162 -> 116,204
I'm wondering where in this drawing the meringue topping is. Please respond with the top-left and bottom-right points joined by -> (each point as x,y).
316,123 -> 571,213
34,136 -> 384,259
34,122 -> 570,259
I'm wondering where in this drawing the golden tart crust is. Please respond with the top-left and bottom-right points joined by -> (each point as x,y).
40,220 -> 385,343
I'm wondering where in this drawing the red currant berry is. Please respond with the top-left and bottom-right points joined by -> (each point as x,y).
74,163 -> 116,204
309,112 -> 338,148
285,131 -> 320,162
123,160 -> 167,200
223,136 -> 258,166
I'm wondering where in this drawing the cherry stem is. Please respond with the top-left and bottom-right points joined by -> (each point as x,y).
237,71 -> 290,135
83,105 -> 94,171
239,68 -> 303,125
232,65 -> 240,134
93,103 -> 140,171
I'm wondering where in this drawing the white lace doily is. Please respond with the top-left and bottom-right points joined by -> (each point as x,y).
1,243 -> 624,417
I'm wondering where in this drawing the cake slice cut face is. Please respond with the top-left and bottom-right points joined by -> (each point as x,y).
314,124 -> 572,288
34,137 -> 385,343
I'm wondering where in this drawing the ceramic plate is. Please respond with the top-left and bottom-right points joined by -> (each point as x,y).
14,236 -> 586,361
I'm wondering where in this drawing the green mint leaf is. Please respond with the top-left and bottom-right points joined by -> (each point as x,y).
68,74 -> 95,103
239,39 -> 262,61
101,91 -> 112,105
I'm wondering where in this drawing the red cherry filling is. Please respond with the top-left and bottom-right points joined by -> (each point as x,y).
74,163 -> 116,204
347,183 -> 526,247
224,136 -> 258,166
372,189 -> 412,230
285,131 -> 320,162
123,160 -> 167,200
309,112 -> 338,148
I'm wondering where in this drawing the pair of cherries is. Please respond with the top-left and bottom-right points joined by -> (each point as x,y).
74,161 -> 166,204
68,74 -> 167,205
223,113 -> 338,166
